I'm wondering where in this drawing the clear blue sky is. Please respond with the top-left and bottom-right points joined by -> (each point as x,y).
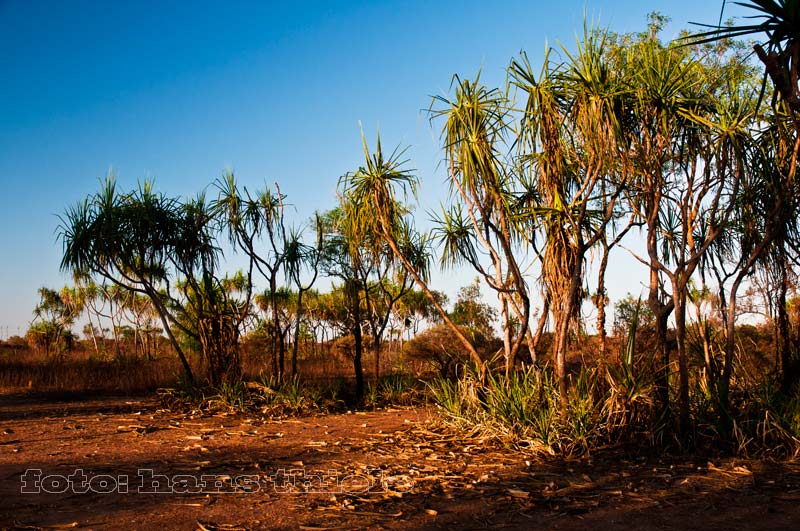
0,0 -> 747,337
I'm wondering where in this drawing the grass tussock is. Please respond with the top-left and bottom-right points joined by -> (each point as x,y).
365,373 -> 422,407
429,364 -> 632,456
160,371 -> 423,416
427,360 -> 800,457
158,373 -> 350,417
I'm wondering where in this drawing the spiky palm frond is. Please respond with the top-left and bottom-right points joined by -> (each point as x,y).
430,74 -> 511,198
338,129 -> 417,260
431,203 -> 480,270
686,1 -> 799,50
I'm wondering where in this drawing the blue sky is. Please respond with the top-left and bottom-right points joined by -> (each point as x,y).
0,0 -> 747,336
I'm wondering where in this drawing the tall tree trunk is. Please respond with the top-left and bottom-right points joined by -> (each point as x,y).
701,321 -> 714,389
86,312 -> 100,356
518,327 -> 536,366
133,325 -> 140,359
269,274 -> 283,381
552,266 -> 583,405
374,334 -> 382,382
111,310 -> 122,358
278,331 -> 286,381
348,280 -> 365,402
553,316 -> 569,403
648,258 -> 674,423
653,309 -> 671,421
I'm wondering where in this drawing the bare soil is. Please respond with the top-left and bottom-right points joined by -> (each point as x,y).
1,393 -> 799,530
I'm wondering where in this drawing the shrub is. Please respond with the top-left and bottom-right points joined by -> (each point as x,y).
403,324 -> 494,377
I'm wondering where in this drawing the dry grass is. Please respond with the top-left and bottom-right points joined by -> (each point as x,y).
0,342 -> 184,394
0,338 -> 417,396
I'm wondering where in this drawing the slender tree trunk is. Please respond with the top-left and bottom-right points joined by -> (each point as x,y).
653,310 -> 671,419
144,331 -> 151,361
291,290 -> 304,377
374,334 -> 382,382
133,325 -> 140,359
269,274 -> 283,381
346,280 -> 365,402
518,327 -> 536,366
553,315 -> 569,403
673,286 -> 690,436
353,325 -> 364,402
149,294 -> 194,384
501,296 -> 512,378
530,293 -> 550,364
648,258 -> 674,423
596,240 -> 610,357
110,306 -> 122,358
87,312 -> 99,355
699,315 -> 714,390
719,273 -> 746,433
278,330 -> 286,381
778,255 -> 796,393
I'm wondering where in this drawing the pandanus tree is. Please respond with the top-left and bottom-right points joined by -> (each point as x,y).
733,116 -> 800,395
688,1 -> 800,395
254,285 -> 295,375
338,133 -> 485,370
153,195 -> 252,386
619,33 -> 705,422
761,115 -> 800,392
319,195 -> 426,398
363,267 -> 415,381
319,206 -> 378,400
91,282 -> 127,357
177,266 -> 251,385
283,219 -> 323,377
69,274 -> 103,355
659,90 -> 755,433
701,113 -> 799,427
59,178 -> 251,385
511,27 -> 632,398
616,25 -> 759,431
30,286 -> 82,356
428,78 -> 533,377
93,283 -> 161,359
125,291 -> 162,360
214,173 -> 296,380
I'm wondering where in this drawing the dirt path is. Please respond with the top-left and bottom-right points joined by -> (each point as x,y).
1,394 -> 799,530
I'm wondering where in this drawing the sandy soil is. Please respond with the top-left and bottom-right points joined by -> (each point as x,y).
1,394 -> 799,530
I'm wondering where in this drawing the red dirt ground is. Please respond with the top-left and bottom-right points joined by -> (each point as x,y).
1,394 -> 799,530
